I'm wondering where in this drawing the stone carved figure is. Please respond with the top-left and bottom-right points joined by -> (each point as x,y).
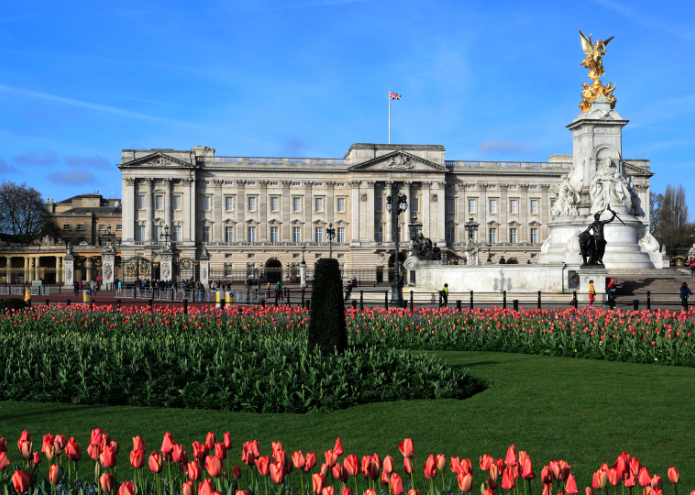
409,231 -> 435,260
638,232 -> 660,253
564,229 -> 582,254
590,157 -> 633,212
628,177 -> 643,217
540,234 -> 552,254
580,206 -> 618,265
66,242 -> 72,256
66,268 -> 72,282
104,264 -> 112,280
551,161 -> 584,218
162,264 -> 171,279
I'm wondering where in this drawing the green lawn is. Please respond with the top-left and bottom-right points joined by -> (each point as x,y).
1,351 -> 693,493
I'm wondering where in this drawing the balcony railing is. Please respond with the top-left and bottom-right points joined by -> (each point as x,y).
200,157 -> 346,165
444,161 -> 570,169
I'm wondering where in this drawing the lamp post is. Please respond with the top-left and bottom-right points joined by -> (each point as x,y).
386,183 -> 408,307
160,224 -> 172,252
464,216 -> 480,265
300,244 -> 307,288
326,222 -> 336,258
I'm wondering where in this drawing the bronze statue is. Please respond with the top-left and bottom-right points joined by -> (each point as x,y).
579,205 -> 620,265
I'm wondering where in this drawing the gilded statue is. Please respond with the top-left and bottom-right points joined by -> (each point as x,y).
579,31 -> 617,111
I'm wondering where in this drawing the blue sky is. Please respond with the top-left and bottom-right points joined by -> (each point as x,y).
1,0 -> 694,204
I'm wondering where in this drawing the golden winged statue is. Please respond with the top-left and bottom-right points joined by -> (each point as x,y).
578,30 -> 617,112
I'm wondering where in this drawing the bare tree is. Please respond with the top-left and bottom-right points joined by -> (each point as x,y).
0,181 -> 59,245
651,184 -> 692,248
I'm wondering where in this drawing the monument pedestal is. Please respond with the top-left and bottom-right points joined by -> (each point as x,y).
64,254 -> 74,287
101,252 -> 115,290
159,252 -> 173,283
576,266 -> 607,303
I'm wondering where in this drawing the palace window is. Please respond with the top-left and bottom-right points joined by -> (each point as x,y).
469,230 -> 477,241
116,224 -> 122,231
446,227 -> 455,243
314,197 -> 324,212
225,197 -> 234,211
488,185 -> 497,190
292,197 -> 301,212
63,224 -> 71,231
336,183 -> 345,187
247,181 -> 256,186
337,227 -> 345,243
530,228 -> 539,243
270,226 -> 279,242
509,199 -> 518,214
248,197 -> 257,212
468,199 -> 476,214
173,195 -> 182,210
225,226 -> 234,242
411,198 -> 419,212
155,195 -> 164,210
509,228 -> 518,243
314,227 -> 323,242
201,226 -> 210,242
201,196 -> 211,211
292,227 -> 301,242
530,200 -> 539,214
510,185 -> 518,190
77,224 -> 85,231
374,226 -> 383,242
270,182 -> 278,186
375,197 -> 383,212
489,228 -> 497,243
314,182 -> 323,187
529,185 -> 538,190
155,225 -> 163,242
337,197 -> 346,213
550,199 -> 557,211
247,226 -> 256,242
446,198 -> 455,214
292,182 -> 301,186
135,225 -> 145,241
99,224 -> 106,231
172,226 -> 181,241
137,195 -> 145,210
270,197 -> 279,212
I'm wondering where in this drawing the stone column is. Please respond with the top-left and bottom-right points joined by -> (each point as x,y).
236,180 -> 246,241
350,181 -> 361,244
540,184 -> 551,239
145,178 -> 154,241
520,184 -> 529,242
457,184 -> 467,242
326,181 -> 336,225
402,181 -> 412,242
281,181 -> 291,241
5,256 -> 11,284
300,262 -> 307,288
23,257 -> 28,282
189,178 -> 197,243
86,258 -> 92,283
385,181 -> 394,243
304,181 -> 313,242
213,180 -> 223,242
64,254 -> 74,287
183,179 -> 192,241
500,184 -> 509,242
164,178 -> 173,234
434,182 -> 446,243
421,182 -> 431,238
366,181 -> 375,242
55,257 -> 61,284
124,178 -> 136,241
479,184 -> 488,243
259,181 -> 268,242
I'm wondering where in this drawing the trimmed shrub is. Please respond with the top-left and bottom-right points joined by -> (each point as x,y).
0,298 -> 26,312
308,258 -> 347,354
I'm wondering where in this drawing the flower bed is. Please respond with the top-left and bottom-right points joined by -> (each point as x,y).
0,430 -> 686,495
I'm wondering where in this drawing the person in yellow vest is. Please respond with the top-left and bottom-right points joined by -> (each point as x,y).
441,283 -> 449,308
589,279 -> 596,307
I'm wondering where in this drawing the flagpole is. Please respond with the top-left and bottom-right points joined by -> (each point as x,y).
388,88 -> 391,144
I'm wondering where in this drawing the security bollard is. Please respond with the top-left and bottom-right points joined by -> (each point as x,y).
352,300 -> 357,310
220,295 -> 225,311
513,300 -> 519,311
286,289 -> 290,306
633,299 -> 639,311
262,298 -> 266,308
360,291 -> 364,311
183,299 -> 188,314
503,291 -> 507,310
148,298 -> 153,308
456,300 -> 461,311
572,291 -> 578,309
410,290 -> 414,311
385,291 -> 388,310
90,299 -> 94,308
117,299 -> 121,309
470,291 -> 474,310
307,299 -> 310,310
27,299 -> 31,308
537,291 -> 542,310
66,299 -> 71,306
647,291 -> 651,311
45,299 -> 50,306
301,288 -> 305,307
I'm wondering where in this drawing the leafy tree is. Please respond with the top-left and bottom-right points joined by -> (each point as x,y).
0,181 -> 59,245
650,184 -> 692,248
308,258 -> 347,354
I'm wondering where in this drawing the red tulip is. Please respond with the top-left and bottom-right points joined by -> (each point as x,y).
256,456 -> 270,476
542,484 -> 552,495
407,490 -> 418,495
335,463 -> 346,482
365,490 -> 377,495
341,486 -> 351,495
541,466 -> 552,485
608,469 -> 620,486
325,450 -> 339,468
333,438 -> 343,457
436,454 -> 446,471
172,445 -> 186,464
630,459 -> 641,478
100,473 -> 114,493
489,464 -> 499,483
90,429 -> 102,447
55,435 -> 67,453
215,443 -> 227,461
223,433 -> 233,451
565,474 -> 578,495
480,455 -> 493,471
100,445 -> 117,468
0,437 -> 6,453
182,482 -> 194,495
586,488 -> 593,495
194,443 -> 209,463
117,482 -> 135,495
614,456 -> 628,480
236,492 -> 250,495
49,465 -> 61,485
132,436 -> 146,452
19,440 -> 32,460
518,452 -> 528,468
203,433 -> 216,452
43,434 -> 55,455
0,452 -> 11,471
344,454 -> 359,476
149,451 -> 164,473
558,461 -> 571,481
380,468 -> 390,486
386,473 -> 403,495
502,466 -> 515,490
305,453 -> 318,472
458,473 -> 473,492
596,470 -> 608,489
484,489 -> 496,495
651,475 -> 663,489
32,451 -> 42,466
322,487 -> 334,495
404,458 -> 413,475
88,444 -> 100,461
522,458 -> 536,480
206,455 -> 223,477
271,461 -> 286,484
505,446 -> 517,467
398,439 -> 414,458
66,438 -> 81,461
187,461 -> 202,481
424,454 -> 438,480
199,479 -> 215,495
625,471 -> 637,488
313,473 -> 326,494
233,465 -> 242,479
130,450 -> 145,469
638,468 -> 652,487
161,433 -> 175,455
12,470 -> 30,494
667,468 -> 679,484
293,451 -> 306,470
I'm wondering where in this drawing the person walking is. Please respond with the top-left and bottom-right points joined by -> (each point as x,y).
73,280 -> 79,297
441,283 -> 449,308
606,278 -> 616,307
344,278 -> 353,301
588,279 -> 596,307
690,258 -> 695,277
680,282 -> 692,308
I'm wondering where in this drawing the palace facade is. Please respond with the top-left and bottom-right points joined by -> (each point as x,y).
118,143 -> 653,282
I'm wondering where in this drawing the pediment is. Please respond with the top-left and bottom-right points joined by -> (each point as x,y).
119,152 -> 197,169
347,151 -> 446,173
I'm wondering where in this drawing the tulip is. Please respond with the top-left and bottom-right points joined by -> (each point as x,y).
404,458 -> 413,475
565,474 -> 578,495
522,458 -> 536,480
149,451 -> 164,474
424,455 -> 438,480
117,481 -> 135,495
597,470 -> 608,489
109,442 -> 120,456
205,454 -> 223,478
256,456 -> 270,476
488,476 -> 497,490
341,454 -> 357,476
90,429 -> 102,447
66,438 -> 81,461
199,479 -> 215,495
173,445 -> 186,464
100,473 -> 114,493
381,468 -> 390,486
505,446 -> 517,467
233,465 -> 242,479
480,455 -> 494,471
608,469 -> 620,487
19,440 -> 32,460
43,434 -> 55,454
205,432 -> 217,451
223,433 -> 233,451
549,462 -> 561,481
88,444 -> 101,461
398,439 -> 414,458
188,461 -> 202,481
215,443 -> 227,461
325,450 -> 339,468
313,473 -> 326,494
293,451 -> 306,470
365,490 -> 377,495
49,465 -> 61,485
408,490 -> 419,495
614,456 -> 628,480
668,468 -> 679,484
182,481 -> 195,495
194,443 -> 209,463
0,438 -> 6,453
335,463 -> 346,482
485,489 -> 496,495
458,473 -> 473,492
322,487 -> 334,495
489,464 -> 499,483
391,473 -> 405,495
625,471 -> 637,488
132,436 -> 146,452
461,459 -> 473,475
0,452 -> 11,471
437,454 -> 447,471
341,486 -> 351,495
12,470 -> 30,494
55,435 -> 66,454
130,450 -> 145,469
236,492 -> 250,495
542,484 -> 552,495
161,433 -> 176,455
630,459 -> 641,478
541,466 -> 552,485
451,457 -> 462,475
333,438 -> 343,456
651,475 -> 663,489
502,466 -> 515,490
558,461 -> 572,481
518,452 -> 528,468
100,445 -> 117,468
305,453 -> 318,472
321,463 -> 330,479
31,451 -> 42,467
271,461 -> 286,484
638,468 -> 652,487
586,488 -> 593,495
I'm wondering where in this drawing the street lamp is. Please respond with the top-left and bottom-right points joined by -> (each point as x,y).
386,183 -> 408,307
160,224 -> 172,252
301,244 -> 306,264
464,217 -> 479,245
326,222 -> 336,258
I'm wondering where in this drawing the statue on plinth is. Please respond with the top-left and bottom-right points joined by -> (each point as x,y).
579,31 -> 617,111
408,231 -> 435,260
579,205 -> 619,265
551,160 -> 584,218
590,157 -> 633,212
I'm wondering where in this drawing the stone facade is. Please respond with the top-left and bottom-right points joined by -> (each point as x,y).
117,143 -> 653,281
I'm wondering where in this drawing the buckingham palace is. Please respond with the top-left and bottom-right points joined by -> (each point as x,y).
118,142 -> 652,282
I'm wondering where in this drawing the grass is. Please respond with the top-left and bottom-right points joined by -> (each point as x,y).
1,351 -> 694,493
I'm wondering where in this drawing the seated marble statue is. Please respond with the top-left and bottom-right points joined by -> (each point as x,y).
590,158 -> 632,212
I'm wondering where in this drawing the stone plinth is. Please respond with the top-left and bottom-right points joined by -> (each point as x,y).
159,252 -> 173,282
101,253 -> 115,289
64,255 -> 74,287
576,266 -> 607,303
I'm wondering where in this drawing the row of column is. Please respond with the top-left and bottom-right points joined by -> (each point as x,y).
3,256 -> 64,283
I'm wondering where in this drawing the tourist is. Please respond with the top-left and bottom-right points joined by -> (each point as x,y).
499,256 -> 506,264
690,258 -> 695,277
588,279 -> 596,307
344,279 -> 353,301
73,281 -> 79,297
441,283 -> 449,308
607,278 -> 616,307
275,281 -> 281,301
680,282 -> 692,307
117,279 -> 122,293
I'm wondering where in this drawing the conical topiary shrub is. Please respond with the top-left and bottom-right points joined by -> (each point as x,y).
308,258 -> 347,354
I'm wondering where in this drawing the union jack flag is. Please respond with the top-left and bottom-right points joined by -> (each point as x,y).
389,91 -> 401,100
